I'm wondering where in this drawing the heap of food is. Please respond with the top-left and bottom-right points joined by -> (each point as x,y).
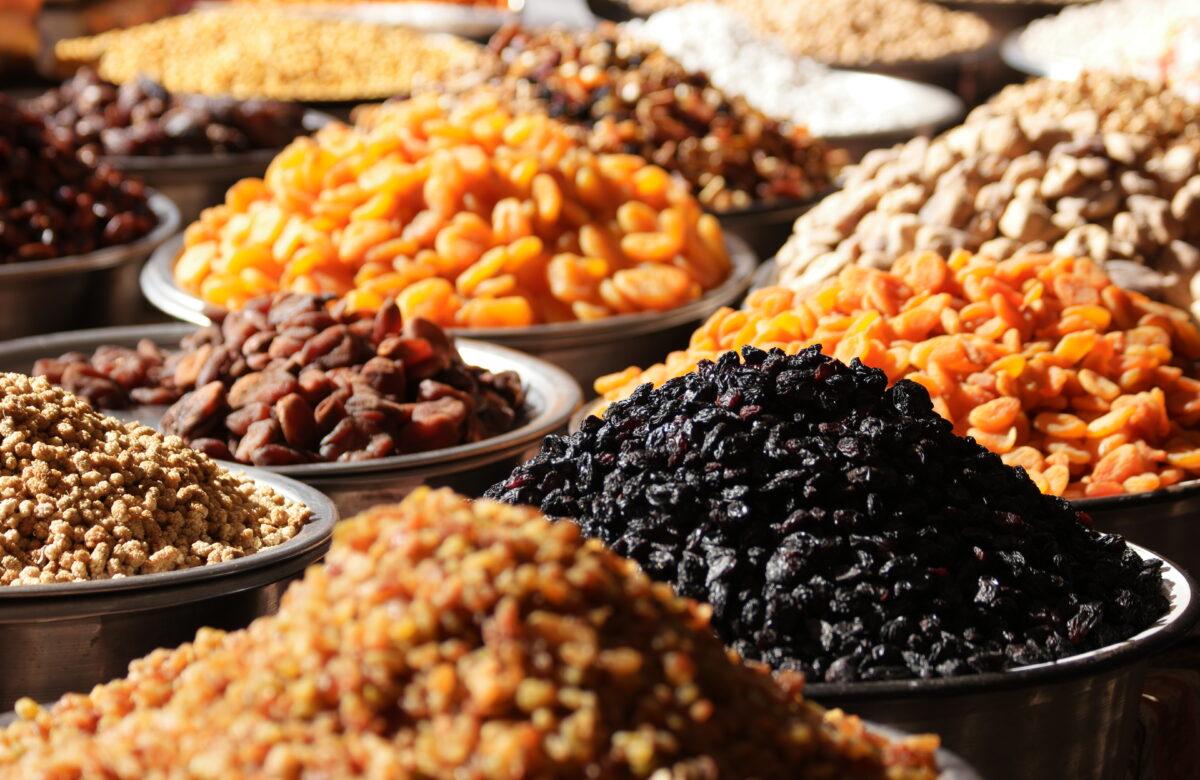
0,95 -> 156,264
54,8 -> 482,101
0,373 -> 310,585
25,67 -> 311,160
490,347 -> 1169,681
0,488 -> 939,779
176,92 -> 733,326
775,73 -> 1200,313
33,293 -> 527,466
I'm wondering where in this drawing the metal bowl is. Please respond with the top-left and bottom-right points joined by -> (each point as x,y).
0,191 -> 179,341
0,465 -> 336,711
0,323 -> 582,516
141,232 -> 759,394
803,544 -> 1198,780
105,110 -> 333,223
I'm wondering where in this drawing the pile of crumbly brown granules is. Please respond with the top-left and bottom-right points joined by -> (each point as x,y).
0,488 -> 939,779
0,373 -> 310,585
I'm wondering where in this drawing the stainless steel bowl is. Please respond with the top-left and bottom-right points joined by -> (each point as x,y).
0,465 -> 336,711
803,545 -> 1197,780
934,0 -> 1096,35
140,232 -> 759,394
0,191 -> 179,341
0,323 -> 582,516
106,110 -> 332,223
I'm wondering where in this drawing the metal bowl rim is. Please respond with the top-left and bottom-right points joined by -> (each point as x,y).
0,192 -> 179,282
103,109 -> 335,172
805,542 -> 1198,701
142,232 -> 758,343
0,464 -> 336,599
0,323 -> 581,478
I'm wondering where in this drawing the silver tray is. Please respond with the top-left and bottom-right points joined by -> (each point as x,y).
0,324 -> 582,515
0,465 -> 336,710
141,232 -> 760,393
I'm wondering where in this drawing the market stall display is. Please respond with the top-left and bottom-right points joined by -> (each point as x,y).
1,0 -> 1198,774
0,488 -> 948,779
53,7 -> 483,101
773,73 -> 1200,312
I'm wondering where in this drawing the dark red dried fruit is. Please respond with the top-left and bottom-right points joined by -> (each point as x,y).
163,380 -> 226,439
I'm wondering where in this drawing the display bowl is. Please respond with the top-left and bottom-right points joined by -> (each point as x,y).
0,465 -> 337,711
0,190 -> 179,340
1076,481 -> 1200,584
104,109 -> 332,223
818,72 -> 965,161
0,323 -> 582,516
140,233 -> 759,393
870,723 -> 983,780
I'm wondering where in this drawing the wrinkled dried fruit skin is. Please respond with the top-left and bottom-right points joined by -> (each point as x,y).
31,293 -> 526,466
488,345 -> 1168,682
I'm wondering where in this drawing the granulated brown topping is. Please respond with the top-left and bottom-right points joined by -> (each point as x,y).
0,373 -> 309,585
0,488 -> 937,778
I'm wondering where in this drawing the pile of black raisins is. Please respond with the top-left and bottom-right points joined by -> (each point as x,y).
0,96 -> 156,264
487,346 -> 1170,682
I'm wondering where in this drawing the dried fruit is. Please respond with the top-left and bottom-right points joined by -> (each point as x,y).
490,346 -> 1168,681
